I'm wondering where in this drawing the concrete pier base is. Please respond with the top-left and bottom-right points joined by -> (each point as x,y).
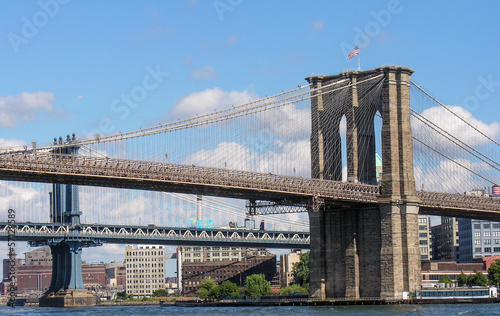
39,290 -> 96,307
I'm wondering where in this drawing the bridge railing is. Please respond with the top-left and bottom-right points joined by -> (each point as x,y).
0,153 -> 380,203
1,153 -> 498,213
417,191 -> 500,212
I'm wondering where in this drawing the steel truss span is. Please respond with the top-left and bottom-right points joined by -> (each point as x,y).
0,153 -> 498,215
0,222 -> 310,248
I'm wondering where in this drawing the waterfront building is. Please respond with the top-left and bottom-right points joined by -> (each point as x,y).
125,245 -> 165,297
24,246 -> 51,265
280,249 -> 303,286
105,261 -> 126,289
458,188 -> 500,263
181,254 -> 276,294
15,263 -> 106,294
421,260 -> 486,287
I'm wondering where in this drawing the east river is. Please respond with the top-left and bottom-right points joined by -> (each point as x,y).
2,304 -> 500,315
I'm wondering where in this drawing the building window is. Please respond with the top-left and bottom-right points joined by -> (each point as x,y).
494,232 -> 500,237
484,224 -> 491,229
420,247 -> 428,253
474,224 -> 481,229
495,239 -> 500,244
485,247 -> 492,252
485,239 -> 492,245
419,218 -> 427,223
493,224 -> 500,229
419,233 -> 428,238
474,232 -> 481,237
475,247 -> 482,253
474,240 -> 481,245
419,240 -> 428,245
419,225 -> 427,231
494,247 -> 500,252
485,231 -> 491,237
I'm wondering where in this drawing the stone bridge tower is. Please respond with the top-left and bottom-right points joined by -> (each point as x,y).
306,66 -> 420,299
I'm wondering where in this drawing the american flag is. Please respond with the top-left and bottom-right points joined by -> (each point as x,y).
348,45 -> 359,60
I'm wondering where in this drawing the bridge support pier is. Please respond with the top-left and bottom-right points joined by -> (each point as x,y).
39,240 -> 97,307
309,204 -> 419,299
39,139 -> 101,307
307,66 -> 421,299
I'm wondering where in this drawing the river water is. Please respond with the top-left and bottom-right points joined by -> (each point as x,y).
2,304 -> 500,315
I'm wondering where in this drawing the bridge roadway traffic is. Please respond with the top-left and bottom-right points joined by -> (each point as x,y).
0,153 -> 499,219
0,222 -> 310,248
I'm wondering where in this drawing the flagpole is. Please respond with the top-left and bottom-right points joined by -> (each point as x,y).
357,51 -> 360,70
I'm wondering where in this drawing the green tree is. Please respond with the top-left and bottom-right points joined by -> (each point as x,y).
152,289 -> 168,297
198,278 -> 221,299
219,280 -> 241,298
466,269 -> 488,286
244,274 -> 271,297
457,272 -> 468,286
279,284 -> 308,295
438,274 -> 454,285
488,259 -> 500,286
292,251 -> 309,290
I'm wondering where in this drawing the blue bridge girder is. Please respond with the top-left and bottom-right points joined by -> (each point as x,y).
0,222 -> 310,249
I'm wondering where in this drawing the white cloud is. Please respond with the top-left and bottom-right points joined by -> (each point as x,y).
184,139 -> 311,177
170,88 -> 257,118
184,141 -> 257,171
82,244 -> 126,264
414,158 -> 492,193
0,138 -> 26,150
0,91 -> 62,127
412,105 -> 500,151
312,20 -> 324,31
258,104 -> 311,140
0,181 -> 49,223
189,65 -> 218,80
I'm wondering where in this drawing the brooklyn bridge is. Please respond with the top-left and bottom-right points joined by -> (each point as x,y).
0,66 -> 498,305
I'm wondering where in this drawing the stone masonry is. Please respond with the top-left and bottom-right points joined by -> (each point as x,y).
306,66 -> 421,299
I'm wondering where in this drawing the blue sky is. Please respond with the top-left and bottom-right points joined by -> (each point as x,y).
1,1 -> 500,268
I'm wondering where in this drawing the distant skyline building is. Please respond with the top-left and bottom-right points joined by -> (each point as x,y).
458,188 -> 500,263
280,249 -> 303,286
440,217 -> 460,261
179,245 -> 274,293
181,254 -> 276,294
125,245 -> 165,297
418,215 -> 432,260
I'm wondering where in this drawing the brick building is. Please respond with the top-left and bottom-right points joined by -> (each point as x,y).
182,254 -> 276,294
16,263 -> 106,293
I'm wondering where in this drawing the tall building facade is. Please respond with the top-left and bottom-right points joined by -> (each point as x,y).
418,215 -> 432,260
431,224 -> 442,260
125,245 -> 165,297
440,217 -> 460,261
280,249 -> 303,286
458,219 -> 500,263
458,188 -> 500,263
181,246 -> 269,263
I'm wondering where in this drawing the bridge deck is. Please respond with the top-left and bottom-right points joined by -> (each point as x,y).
0,153 -> 498,216
0,222 -> 310,248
